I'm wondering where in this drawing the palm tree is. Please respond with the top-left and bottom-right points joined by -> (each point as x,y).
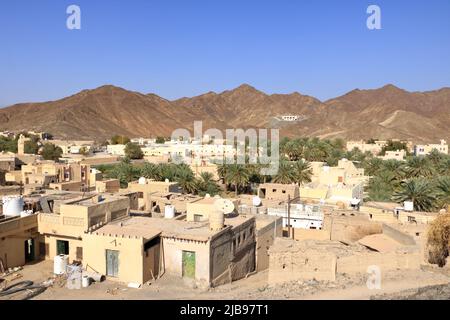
427,149 -> 444,166
283,139 -> 303,161
435,176 -> 450,210
292,160 -> 312,185
271,161 -> 295,184
175,168 -> 197,194
392,178 -> 438,212
367,170 -> 398,202
437,158 -> 450,176
382,160 -> 406,180
405,157 -> 435,178
225,164 -> 251,196
216,163 -> 227,184
196,172 -> 220,196
140,163 -> 161,180
364,157 -> 384,176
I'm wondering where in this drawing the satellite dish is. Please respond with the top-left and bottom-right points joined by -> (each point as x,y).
252,196 -> 262,207
214,199 -> 235,214
205,194 -> 211,198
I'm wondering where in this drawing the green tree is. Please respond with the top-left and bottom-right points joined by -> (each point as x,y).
272,161 -> 296,184
380,140 -> 410,156
292,160 -> 312,185
41,143 -> 63,161
405,157 -> 435,178
196,172 -> 220,196
175,169 -> 197,194
111,135 -> 130,145
155,137 -> 166,144
140,163 -> 161,180
109,158 -> 140,188
125,142 -> 144,159
24,140 -> 39,154
79,146 -> 90,156
435,176 -> 450,210
225,164 -> 251,196
392,178 -> 438,212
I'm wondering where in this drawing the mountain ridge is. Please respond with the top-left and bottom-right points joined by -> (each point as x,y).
0,84 -> 448,143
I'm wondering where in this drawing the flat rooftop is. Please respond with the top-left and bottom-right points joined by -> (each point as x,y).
91,214 -> 254,242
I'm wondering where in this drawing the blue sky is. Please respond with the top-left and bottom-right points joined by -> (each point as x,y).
1,0 -> 449,106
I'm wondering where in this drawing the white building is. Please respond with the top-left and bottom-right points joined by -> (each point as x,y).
414,140 -> 448,156
267,204 -> 324,230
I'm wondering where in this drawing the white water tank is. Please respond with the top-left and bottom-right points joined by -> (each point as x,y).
404,201 -> 414,212
138,177 -> 147,185
2,196 -> 24,217
20,210 -> 33,218
54,255 -> 69,275
252,196 -> 262,207
209,209 -> 225,231
164,205 -> 175,219
82,275 -> 91,288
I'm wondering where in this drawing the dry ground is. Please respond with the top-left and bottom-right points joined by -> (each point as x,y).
1,260 -> 449,300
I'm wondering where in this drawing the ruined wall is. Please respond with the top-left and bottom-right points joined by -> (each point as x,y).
291,228 -> 330,241
210,231 -> 233,286
231,242 -> 255,281
256,219 -> 283,271
268,239 -> 337,284
330,216 -> 382,244
382,224 -> 416,246
337,250 -> 422,274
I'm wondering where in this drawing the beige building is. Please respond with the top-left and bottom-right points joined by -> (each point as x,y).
0,214 -> 40,270
44,140 -> 95,155
38,194 -> 130,263
346,140 -> 385,155
95,179 -> 120,193
379,150 -> 406,161
10,161 -> 91,191
84,214 -> 256,287
186,197 -> 240,222
258,183 -> 299,202
128,179 -> 182,211
107,144 -> 126,156
17,134 -> 31,156
414,139 -> 448,156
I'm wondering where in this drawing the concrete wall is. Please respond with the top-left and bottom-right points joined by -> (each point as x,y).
83,233 -> 150,285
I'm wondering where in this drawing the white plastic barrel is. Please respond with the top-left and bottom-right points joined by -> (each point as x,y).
82,275 -> 91,288
2,196 -> 24,217
54,255 -> 69,275
164,205 -> 175,219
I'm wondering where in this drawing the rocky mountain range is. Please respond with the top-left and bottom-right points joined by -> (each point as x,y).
0,84 -> 448,143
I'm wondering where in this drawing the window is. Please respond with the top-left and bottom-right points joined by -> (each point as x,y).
76,247 -> 83,260
56,240 -> 69,255
282,190 -> 286,194
272,189 -> 277,193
